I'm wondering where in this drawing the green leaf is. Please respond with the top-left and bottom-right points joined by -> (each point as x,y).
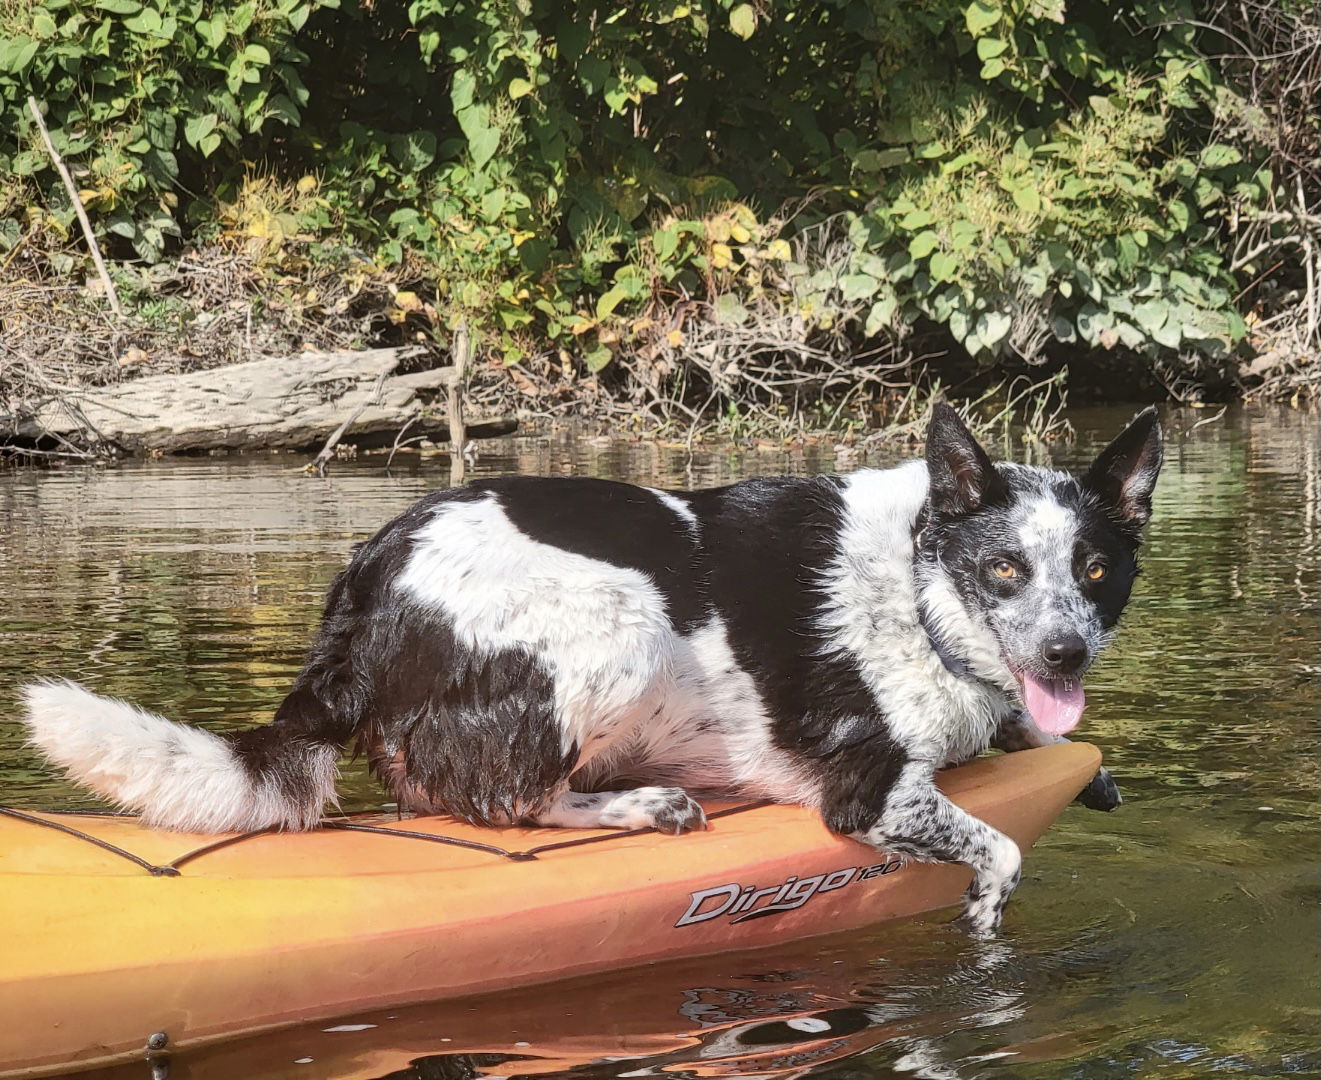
1152,319 -> 1183,348
596,287 -> 629,320
508,77 -> 534,99
122,7 -> 161,33
1134,300 -> 1168,333
715,294 -> 749,324
865,294 -> 896,335
1,36 -> 37,72
197,17 -> 226,48
231,2 -> 255,34
1076,303 -> 1111,341
1011,185 -> 1040,212
243,43 -> 271,65
950,220 -> 979,250
469,127 -> 499,168
183,113 -> 218,149
1050,312 -> 1076,343
840,274 -> 879,302
96,0 -> 142,13
583,342 -> 612,372
909,231 -> 940,259
854,148 -> 909,171
929,251 -> 958,282
32,13 -> 57,38
976,36 -> 1007,60
653,226 -> 679,262
265,94 -> 299,127
451,70 -> 476,112
980,57 -> 1005,79
899,209 -> 934,229
578,55 -> 609,94
729,4 -> 756,40
12,150 -> 45,175
965,0 -> 1000,36
481,187 -> 507,221
1199,144 -> 1242,169
976,310 -> 1011,347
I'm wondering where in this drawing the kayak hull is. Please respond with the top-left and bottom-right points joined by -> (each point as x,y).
0,743 -> 1101,1077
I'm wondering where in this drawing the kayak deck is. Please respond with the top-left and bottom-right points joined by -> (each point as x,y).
0,742 -> 1101,1077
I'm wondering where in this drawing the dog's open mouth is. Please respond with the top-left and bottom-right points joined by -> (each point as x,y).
1016,671 -> 1086,736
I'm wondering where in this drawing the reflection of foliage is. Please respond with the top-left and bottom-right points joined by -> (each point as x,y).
0,0 -> 1309,400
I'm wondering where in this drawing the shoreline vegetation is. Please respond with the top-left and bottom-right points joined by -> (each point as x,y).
2,0 -> 1318,462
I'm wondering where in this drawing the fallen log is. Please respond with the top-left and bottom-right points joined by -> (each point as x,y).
0,347 -> 515,456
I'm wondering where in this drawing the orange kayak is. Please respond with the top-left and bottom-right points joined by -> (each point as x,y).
0,743 -> 1100,1078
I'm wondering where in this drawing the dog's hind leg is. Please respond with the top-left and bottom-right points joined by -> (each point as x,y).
833,761 -> 1021,938
993,711 -> 1121,812
525,786 -> 708,834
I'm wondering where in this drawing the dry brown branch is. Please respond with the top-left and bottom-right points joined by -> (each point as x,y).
26,97 -> 122,318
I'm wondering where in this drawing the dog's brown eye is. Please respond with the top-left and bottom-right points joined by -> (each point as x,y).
1086,562 -> 1107,581
993,560 -> 1016,579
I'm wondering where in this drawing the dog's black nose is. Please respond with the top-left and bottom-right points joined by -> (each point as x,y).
1041,634 -> 1088,676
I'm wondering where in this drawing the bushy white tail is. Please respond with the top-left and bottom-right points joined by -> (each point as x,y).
21,680 -> 337,832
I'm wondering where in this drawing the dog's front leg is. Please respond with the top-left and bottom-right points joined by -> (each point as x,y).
834,762 -> 1021,937
992,711 -> 1121,812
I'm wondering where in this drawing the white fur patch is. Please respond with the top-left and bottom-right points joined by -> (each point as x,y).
819,463 -> 1014,764
394,494 -> 674,761
20,680 -> 336,831
644,617 -> 819,803
1016,495 -> 1079,578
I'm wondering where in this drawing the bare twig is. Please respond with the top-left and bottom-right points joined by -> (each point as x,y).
449,322 -> 469,487
384,413 -> 421,470
26,97 -> 123,318
306,368 -> 389,474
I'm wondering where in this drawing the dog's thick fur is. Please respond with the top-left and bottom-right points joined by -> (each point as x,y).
22,405 -> 1161,934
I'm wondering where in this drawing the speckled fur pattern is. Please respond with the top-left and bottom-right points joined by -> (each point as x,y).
21,407 -> 1161,933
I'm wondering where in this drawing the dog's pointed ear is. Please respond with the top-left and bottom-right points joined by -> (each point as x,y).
925,404 -> 1005,515
1082,406 -> 1163,530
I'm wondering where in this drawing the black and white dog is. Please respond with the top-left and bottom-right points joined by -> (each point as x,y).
22,405 -> 1161,935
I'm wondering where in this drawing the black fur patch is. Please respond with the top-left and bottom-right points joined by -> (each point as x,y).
264,485 -> 575,825
226,726 -> 330,810
362,604 -> 573,825
478,476 -> 708,632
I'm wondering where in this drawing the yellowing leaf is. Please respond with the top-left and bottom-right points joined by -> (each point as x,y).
764,239 -> 792,260
295,175 -> 318,195
730,223 -> 751,243
666,329 -> 684,347
729,3 -> 756,40
711,242 -> 733,268
393,290 -> 423,313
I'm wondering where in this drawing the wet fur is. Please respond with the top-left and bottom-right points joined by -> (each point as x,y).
22,406 -> 1161,935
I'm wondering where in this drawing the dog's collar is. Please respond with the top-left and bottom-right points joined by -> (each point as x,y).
916,601 -> 976,681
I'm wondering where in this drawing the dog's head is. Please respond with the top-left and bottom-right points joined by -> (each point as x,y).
919,404 -> 1162,735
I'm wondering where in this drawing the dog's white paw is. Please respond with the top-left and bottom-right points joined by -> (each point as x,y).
600,786 -> 708,834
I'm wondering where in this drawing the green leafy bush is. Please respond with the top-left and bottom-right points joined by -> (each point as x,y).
1,0 -> 1285,391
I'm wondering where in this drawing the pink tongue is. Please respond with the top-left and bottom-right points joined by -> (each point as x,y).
1021,672 -> 1086,735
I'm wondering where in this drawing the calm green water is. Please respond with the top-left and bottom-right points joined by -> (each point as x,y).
1,406 -> 1317,1079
